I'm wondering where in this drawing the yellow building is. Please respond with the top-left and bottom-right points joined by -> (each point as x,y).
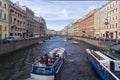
95,1 -> 120,39
72,20 -> 79,36
0,0 -> 9,39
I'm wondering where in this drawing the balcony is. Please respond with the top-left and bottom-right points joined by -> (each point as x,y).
0,6 -> 8,10
10,13 -> 18,17
0,18 -> 9,23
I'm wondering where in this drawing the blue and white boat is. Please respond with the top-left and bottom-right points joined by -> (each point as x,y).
86,47 -> 120,80
30,48 -> 66,80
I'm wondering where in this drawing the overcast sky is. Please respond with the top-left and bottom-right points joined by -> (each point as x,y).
11,0 -> 109,31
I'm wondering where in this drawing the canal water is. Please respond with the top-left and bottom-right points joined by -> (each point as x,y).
0,36 -> 100,80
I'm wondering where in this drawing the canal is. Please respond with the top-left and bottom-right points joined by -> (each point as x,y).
0,36 -> 100,80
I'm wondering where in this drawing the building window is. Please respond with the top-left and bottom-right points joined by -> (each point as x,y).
0,1 -> 2,6
0,25 -> 2,31
116,23 -> 117,28
4,14 -> 6,20
113,16 -> 114,21
5,34 -> 6,38
116,16 -> 117,20
112,24 -> 114,29
11,17 -> 12,23
4,26 -> 6,31
0,33 -> 2,39
4,4 -> 6,8
116,8 -> 117,12
0,10 -> 2,19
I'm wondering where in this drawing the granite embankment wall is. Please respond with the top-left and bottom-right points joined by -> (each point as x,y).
0,37 -> 49,55
73,37 -> 109,50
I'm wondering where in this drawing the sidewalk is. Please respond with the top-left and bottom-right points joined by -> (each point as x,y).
73,37 -> 115,51
73,37 -> 120,60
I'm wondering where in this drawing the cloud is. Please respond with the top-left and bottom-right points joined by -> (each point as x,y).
10,0 -> 108,30
11,0 -> 85,21
63,8 -> 68,17
88,5 -> 96,11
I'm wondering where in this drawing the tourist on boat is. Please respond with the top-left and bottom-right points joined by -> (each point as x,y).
48,58 -> 53,66
47,52 -> 52,58
39,56 -> 44,64
44,53 -> 49,65
37,62 -> 46,67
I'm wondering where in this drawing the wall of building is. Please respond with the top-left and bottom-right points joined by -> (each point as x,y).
9,1 -> 26,38
0,0 -> 9,39
25,7 -> 34,37
98,1 -> 120,39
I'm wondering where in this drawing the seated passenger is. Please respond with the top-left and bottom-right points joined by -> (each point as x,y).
44,53 -> 49,65
48,58 -> 53,66
38,62 -> 46,67
39,56 -> 44,64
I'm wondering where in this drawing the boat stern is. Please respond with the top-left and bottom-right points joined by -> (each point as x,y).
28,73 -> 54,80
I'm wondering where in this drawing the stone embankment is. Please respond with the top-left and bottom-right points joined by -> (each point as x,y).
73,37 -> 109,50
0,37 -> 50,55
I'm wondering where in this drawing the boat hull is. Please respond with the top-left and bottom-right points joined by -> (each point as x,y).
86,48 -> 120,80
87,53 -> 107,80
30,48 -> 66,80
28,74 -> 54,80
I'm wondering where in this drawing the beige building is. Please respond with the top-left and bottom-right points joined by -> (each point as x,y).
0,0 -> 9,39
94,1 -> 120,39
9,1 -> 26,38
94,8 -> 102,38
72,20 -> 79,36
67,23 -> 74,36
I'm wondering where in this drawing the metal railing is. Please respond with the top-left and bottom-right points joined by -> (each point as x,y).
100,63 -> 120,80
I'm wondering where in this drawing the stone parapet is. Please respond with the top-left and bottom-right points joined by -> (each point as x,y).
0,37 -> 49,55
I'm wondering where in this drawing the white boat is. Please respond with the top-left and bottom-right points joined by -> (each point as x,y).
72,40 -> 78,44
86,47 -> 120,80
64,38 -> 67,41
30,48 -> 66,80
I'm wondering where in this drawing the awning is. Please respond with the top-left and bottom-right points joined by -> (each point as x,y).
110,44 -> 120,51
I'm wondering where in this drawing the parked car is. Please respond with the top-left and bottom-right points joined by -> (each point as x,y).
5,36 -> 20,41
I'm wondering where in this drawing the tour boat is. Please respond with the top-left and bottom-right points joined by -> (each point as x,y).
30,48 -> 66,80
86,47 -> 120,80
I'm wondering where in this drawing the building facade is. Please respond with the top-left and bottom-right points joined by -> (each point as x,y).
94,1 -> 120,39
24,7 -> 34,37
94,8 -> 101,38
9,1 -> 26,38
47,29 -> 56,36
34,16 -> 47,37
78,10 -> 95,37
0,0 -> 9,39
67,24 -> 74,36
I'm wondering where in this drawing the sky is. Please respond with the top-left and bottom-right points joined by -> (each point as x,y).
11,0 -> 109,31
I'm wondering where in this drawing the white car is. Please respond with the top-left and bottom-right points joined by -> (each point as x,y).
5,36 -> 20,41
